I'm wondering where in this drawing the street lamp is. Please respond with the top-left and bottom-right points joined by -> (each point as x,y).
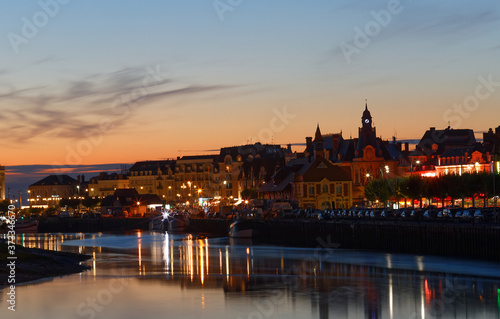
410,160 -> 420,176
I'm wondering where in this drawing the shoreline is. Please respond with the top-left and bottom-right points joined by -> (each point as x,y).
0,240 -> 91,287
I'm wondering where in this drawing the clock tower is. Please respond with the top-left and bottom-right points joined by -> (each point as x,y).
361,102 -> 372,130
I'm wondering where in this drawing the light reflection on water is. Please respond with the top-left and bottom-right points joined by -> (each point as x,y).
1,231 -> 500,319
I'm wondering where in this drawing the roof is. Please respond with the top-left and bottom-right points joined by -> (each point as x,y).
440,146 -> 484,158
89,172 -> 128,182
302,158 -> 352,182
30,175 -> 77,187
178,155 -> 218,161
129,160 -> 176,173
217,143 -> 284,162
417,127 -> 475,155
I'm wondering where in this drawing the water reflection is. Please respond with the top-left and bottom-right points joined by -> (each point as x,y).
1,232 -> 500,319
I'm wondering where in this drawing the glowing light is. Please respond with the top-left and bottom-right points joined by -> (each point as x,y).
163,232 -> 170,274
421,172 -> 437,178
200,241 -> 205,285
389,274 -> 394,319
497,288 -> 500,313
225,247 -> 230,280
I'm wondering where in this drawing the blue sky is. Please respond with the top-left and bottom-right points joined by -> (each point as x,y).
1,0 -> 499,179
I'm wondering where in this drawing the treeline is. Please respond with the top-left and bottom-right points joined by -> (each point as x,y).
365,173 -> 500,208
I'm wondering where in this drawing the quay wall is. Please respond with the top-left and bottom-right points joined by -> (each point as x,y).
187,219 -> 500,261
38,217 -> 150,233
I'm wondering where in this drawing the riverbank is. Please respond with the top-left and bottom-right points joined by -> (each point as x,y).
0,241 -> 91,286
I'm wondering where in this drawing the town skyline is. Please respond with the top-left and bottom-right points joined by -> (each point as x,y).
1,1 -> 499,167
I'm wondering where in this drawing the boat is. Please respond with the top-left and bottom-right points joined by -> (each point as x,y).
164,211 -> 189,232
148,214 -> 164,232
1,219 -> 39,233
228,219 -> 264,238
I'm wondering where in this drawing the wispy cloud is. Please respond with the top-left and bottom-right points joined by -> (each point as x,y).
0,65 -> 239,144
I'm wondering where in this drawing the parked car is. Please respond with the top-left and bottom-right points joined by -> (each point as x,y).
461,210 -> 472,220
473,209 -> 484,221
423,210 -> 437,219
410,209 -> 421,220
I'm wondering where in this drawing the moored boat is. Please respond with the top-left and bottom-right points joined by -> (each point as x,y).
164,211 -> 189,232
149,215 -> 164,232
229,219 -> 264,238
1,219 -> 39,233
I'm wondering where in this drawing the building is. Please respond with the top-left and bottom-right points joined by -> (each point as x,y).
294,156 -> 353,209
28,175 -> 78,207
174,155 -> 219,204
216,143 -> 286,200
260,144 -> 353,209
88,172 -> 129,198
100,188 -> 162,217
128,160 -> 176,199
410,126 -> 479,177
304,104 -> 402,204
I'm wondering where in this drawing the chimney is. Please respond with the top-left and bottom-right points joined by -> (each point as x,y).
287,143 -> 292,152
405,142 -> 409,153
305,137 -> 313,153
397,142 -> 402,152
430,127 -> 436,131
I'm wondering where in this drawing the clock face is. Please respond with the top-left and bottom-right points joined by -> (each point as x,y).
364,119 -> 370,124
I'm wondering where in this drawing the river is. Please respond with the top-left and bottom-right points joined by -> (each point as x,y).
1,231 -> 500,318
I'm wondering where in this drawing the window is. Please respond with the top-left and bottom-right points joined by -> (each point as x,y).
336,185 -> 342,195
322,184 -> 328,193
308,186 -> 315,196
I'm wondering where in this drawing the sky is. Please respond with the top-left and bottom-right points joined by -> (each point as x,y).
1,0 -> 499,175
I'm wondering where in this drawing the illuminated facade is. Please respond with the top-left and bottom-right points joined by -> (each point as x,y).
435,148 -> 492,176
28,175 -> 78,207
88,172 -> 129,198
126,145 -> 285,204
307,104 -> 402,204
409,126 -> 476,177
260,127 -> 353,209
128,160 -> 176,200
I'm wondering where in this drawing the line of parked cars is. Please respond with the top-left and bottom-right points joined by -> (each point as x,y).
284,207 -> 499,223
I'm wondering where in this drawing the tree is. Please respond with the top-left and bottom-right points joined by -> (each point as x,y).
241,188 -> 259,199
401,176 -> 424,208
365,178 -> 391,205
82,197 -> 100,210
59,198 -> 81,209
0,199 -> 11,213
